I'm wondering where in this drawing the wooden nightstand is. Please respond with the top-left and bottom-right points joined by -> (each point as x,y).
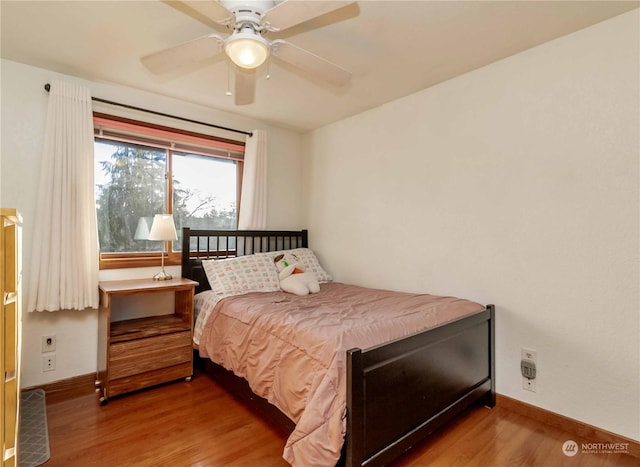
96,277 -> 198,405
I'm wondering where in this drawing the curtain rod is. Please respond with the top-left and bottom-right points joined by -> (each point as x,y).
43,83 -> 253,138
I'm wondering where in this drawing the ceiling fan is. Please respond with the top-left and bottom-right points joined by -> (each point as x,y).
142,0 -> 355,105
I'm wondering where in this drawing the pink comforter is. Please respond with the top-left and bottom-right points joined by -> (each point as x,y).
197,282 -> 484,466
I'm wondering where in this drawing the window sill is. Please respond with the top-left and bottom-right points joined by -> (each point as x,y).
99,254 -> 181,270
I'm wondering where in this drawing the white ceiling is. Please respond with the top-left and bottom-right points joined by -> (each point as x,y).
1,1 -> 638,133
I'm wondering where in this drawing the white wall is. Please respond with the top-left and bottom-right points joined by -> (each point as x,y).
0,59 -> 305,387
303,11 -> 639,441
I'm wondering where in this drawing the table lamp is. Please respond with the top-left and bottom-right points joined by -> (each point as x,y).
148,214 -> 177,281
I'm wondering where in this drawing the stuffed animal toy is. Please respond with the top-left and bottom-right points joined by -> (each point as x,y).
274,252 -> 320,296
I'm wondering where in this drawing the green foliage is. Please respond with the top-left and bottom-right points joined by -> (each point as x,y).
96,144 -> 165,252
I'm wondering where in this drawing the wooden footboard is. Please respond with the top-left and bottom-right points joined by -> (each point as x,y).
346,305 -> 495,467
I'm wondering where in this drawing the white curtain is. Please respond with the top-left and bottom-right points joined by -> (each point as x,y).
238,129 -> 267,230
27,80 -> 99,312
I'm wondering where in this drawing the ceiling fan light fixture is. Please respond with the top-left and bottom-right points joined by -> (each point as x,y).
225,29 -> 269,69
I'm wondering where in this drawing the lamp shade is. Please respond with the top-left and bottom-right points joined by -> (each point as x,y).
225,30 -> 269,69
133,217 -> 150,240
148,214 -> 177,241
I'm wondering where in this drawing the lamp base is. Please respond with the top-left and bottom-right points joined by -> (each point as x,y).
153,269 -> 173,281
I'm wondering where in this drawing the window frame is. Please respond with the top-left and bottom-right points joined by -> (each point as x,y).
94,113 -> 245,270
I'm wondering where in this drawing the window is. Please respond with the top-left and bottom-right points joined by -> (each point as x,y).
94,113 -> 244,269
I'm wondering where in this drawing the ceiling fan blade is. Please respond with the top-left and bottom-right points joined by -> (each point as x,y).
234,67 -> 256,105
262,0 -> 354,32
141,34 -> 225,74
179,0 -> 235,26
271,40 -> 351,86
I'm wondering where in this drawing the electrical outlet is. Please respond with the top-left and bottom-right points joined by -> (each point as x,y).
522,348 -> 537,363
523,374 -> 536,392
43,354 -> 56,372
42,334 -> 56,352
521,347 -> 537,392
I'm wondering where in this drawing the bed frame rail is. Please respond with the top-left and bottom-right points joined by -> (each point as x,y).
346,305 -> 495,467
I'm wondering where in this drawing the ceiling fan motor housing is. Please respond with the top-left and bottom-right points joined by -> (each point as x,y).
221,0 -> 274,32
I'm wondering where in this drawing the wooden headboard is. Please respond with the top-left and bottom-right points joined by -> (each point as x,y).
181,228 -> 308,294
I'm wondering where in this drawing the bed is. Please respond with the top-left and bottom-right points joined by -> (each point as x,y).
181,228 -> 495,467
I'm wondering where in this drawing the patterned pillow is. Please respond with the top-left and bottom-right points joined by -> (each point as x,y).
259,248 -> 332,283
202,254 -> 280,297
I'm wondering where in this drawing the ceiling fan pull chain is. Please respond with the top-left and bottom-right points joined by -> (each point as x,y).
226,66 -> 233,96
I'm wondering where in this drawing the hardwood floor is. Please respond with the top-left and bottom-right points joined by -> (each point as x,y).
43,371 -> 638,466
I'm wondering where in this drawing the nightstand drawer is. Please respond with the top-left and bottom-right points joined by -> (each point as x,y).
109,331 -> 191,379
108,362 -> 193,397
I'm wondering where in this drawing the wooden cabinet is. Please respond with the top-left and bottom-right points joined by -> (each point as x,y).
96,278 -> 198,405
2,209 -> 22,467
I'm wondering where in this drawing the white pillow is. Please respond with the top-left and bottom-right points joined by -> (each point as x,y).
260,248 -> 332,283
202,254 -> 280,297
